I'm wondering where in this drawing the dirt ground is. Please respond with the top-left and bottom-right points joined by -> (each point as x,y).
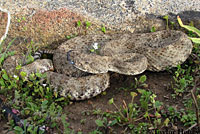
0,70 -> 193,133
60,71 -> 174,133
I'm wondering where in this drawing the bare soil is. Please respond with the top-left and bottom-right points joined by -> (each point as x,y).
60,71 -> 174,133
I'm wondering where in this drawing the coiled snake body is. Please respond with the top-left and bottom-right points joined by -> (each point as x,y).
3,30 -> 193,100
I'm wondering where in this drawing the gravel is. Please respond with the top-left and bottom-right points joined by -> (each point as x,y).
0,0 -> 199,46
0,0 -> 200,27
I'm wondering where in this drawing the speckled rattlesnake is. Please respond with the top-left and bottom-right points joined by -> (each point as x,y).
2,30 -> 193,100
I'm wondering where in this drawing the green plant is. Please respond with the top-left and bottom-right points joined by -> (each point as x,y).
163,15 -> 176,30
134,75 -> 148,89
0,66 -> 68,132
77,20 -> 82,27
150,26 -> 156,32
180,110 -> 196,126
177,16 -> 200,44
163,15 -> 169,30
150,94 -> 163,129
108,92 -> 140,126
137,89 -> 151,112
101,25 -> 106,33
21,41 -> 39,65
61,114 -> 74,134
170,21 -> 175,30
89,42 -> 100,54
85,21 -> 91,29
163,105 -> 197,127
171,64 -> 194,96
137,89 -> 165,129
95,117 -> 116,132
65,33 -> 78,40
177,17 -> 200,74
0,69 -> 19,94
117,75 -> 148,92
130,122 -> 149,134
104,88 -> 165,132
0,38 -> 15,66
0,33 -> 70,133
13,119 -> 45,134
89,130 -> 103,134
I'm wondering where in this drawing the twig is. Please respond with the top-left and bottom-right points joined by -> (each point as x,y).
0,7 -> 11,45
184,123 -> 197,132
122,100 -> 129,119
134,116 -> 145,122
191,90 -> 199,126
190,78 -> 200,127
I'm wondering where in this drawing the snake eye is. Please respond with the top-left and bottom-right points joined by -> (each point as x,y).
66,50 -> 75,65
70,61 -> 74,65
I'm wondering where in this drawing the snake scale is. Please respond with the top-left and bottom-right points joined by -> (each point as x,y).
2,30 -> 193,100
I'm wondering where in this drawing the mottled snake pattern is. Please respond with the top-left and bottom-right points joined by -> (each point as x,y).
3,30 -> 193,100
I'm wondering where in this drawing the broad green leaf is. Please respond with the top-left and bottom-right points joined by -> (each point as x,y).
77,20 -> 82,27
177,16 -> 200,37
55,97 -> 65,102
27,125 -> 34,132
155,111 -> 161,118
14,126 -> 24,133
139,75 -> 147,83
86,21 -> 91,29
0,79 -> 5,86
2,73 -> 9,80
155,101 -> 163,109
95,119 -> 104,127
91,130 -> 103,134
42,100 -> 48,107
66,35 -> 71,39
150,26 -> 156,32
163,118 -> 170,127
90,49 -> 95,53
189,37 -> 200,44
20,71 -> 27,77
23,120 -> 27,132
179,78 -> 186,88
137,89 -> 145,94
0,54 -> 5,65
109,119 -> 117,126
130,92 -> 137,98
170,21 -> 175,25
22,16 -> 26,21
101,26 -> 106,33
144,111 -> 149,118
163,15 -> 168,20
108,98 -> 114,104
36,72 -> 42,78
